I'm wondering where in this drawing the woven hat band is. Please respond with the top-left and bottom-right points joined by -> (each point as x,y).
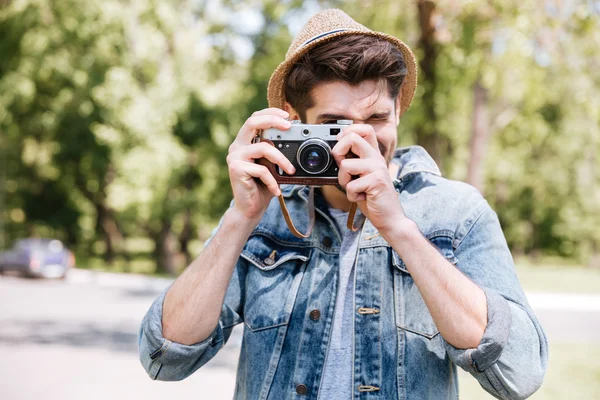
299,28 -> 351,48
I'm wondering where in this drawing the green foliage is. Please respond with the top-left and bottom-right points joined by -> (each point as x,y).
331,0 -> 600,263
1,0 -> 599,272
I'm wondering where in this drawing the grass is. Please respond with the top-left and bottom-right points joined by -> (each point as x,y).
514,262 -> 600,294
73,254 -> 175,278
74,251 -> 600,294
459,342 -> 600,399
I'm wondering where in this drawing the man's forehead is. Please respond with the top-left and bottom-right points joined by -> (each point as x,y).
308,80 -> 395,120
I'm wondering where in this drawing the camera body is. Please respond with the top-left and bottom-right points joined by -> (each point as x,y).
254,120 -> 352,186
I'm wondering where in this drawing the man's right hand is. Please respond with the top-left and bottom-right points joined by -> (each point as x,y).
226,108 -> 296,224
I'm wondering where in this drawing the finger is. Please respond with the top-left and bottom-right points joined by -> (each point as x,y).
353,193 -> 367,202
251,108 -> 290,119
338,158 -> 376,187
231,142 -> 296,175
332,132 -> 379,165
339,124 -> 378,150
230,161 -> 281,197
236,115 -> 292,144
345,175 -> 372,203
242,142 -> 296,174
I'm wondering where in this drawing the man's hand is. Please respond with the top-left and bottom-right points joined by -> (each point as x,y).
227,108 -> 296,225
331,124 -> 406,235
160,108 -> 295,347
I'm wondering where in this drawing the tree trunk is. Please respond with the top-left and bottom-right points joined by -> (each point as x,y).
95,204 -> 124,266
179,208 -> 193,266
74,163 -> 124,267
154,218 -> 179,276
0,137 -> 5,250
466,79 -> 490,193
178,162 -> 197,267
589,240 -> 600,269
416,0 -> 451,173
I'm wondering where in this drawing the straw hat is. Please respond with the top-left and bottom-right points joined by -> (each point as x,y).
267,9 -> 418,117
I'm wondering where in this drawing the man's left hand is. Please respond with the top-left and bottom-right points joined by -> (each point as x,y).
331,124 -> 406,235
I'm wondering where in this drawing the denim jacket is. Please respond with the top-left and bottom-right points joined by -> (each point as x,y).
139,145 -> 548,400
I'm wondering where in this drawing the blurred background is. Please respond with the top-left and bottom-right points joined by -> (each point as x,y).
0,0 -> 599,399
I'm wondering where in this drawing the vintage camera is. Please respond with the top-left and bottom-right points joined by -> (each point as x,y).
254,120 -> 353,185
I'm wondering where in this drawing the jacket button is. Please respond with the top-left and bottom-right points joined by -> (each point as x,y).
263,257 -> 275,266
322,236 -> 333,247
296,384 -> 308,394
309,309 -> 321,321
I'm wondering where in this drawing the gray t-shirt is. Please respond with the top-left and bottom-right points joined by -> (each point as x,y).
318,207 -> 361,399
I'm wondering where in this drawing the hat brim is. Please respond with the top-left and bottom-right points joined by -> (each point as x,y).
267,30 -> 417,118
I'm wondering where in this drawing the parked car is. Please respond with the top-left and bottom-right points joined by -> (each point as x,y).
0,238 -> 75,279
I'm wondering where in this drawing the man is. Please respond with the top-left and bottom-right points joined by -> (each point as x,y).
139,9 -> 548,399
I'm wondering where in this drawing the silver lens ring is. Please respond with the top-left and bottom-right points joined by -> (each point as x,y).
297,138 -> 332,175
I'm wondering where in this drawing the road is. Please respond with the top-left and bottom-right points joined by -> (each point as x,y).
0,271 -> 241,400
0,269 -> 598,400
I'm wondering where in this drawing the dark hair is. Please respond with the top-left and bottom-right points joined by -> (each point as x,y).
284,35 -> 408,122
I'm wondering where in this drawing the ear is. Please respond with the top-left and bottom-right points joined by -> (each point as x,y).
283,102 -> 301,121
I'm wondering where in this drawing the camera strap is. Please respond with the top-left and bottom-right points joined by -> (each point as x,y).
277,187 -> 361,238
277,187 -> 315,238
346,202 -> 361,231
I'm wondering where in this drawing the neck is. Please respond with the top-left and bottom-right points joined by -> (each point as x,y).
321,185 -> 352,212
322,162 -> 400,211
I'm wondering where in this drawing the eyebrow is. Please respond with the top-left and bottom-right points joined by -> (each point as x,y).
316,111 -> 391,122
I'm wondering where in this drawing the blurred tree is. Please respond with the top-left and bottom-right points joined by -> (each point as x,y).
1,0 -> 598,272
0,0 -> 239,273
330,0 -> 600,265
415,0 -> 453,172
0,0 -> 128,262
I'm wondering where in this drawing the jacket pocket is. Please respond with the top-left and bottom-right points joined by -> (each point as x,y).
240,234 -> 310,332
391,234 -> 458,339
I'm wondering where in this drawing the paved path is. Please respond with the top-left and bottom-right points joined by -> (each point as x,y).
527,292 -> 600,343
0,269 -> 598,400
0,271 -> 240,400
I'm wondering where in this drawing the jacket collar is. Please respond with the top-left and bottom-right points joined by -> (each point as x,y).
392,145 -> 441,180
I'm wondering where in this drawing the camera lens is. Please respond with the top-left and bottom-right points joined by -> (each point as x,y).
297,139 -> 332,175
300,146 -> 327,173
306,151 -> 321,168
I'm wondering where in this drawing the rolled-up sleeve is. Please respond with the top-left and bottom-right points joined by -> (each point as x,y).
138,211 -> 245,381
137,286 -> 241,381
445,202 -> 549,400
